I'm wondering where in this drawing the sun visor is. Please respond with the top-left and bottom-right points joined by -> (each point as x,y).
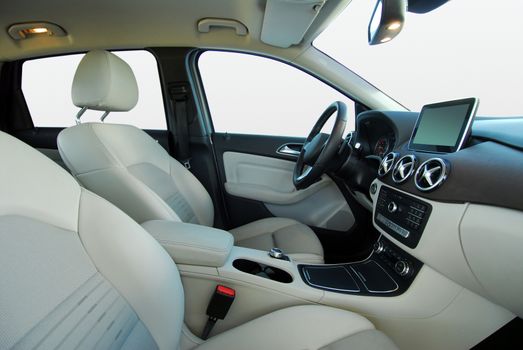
261,0 -> 326,48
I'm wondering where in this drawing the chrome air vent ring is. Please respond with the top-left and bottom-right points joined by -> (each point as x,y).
378,152 -> 399,177
414,158 -> 450,192
392,154 -> 417,184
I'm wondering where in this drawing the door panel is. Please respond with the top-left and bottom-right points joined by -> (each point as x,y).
223,151 -> 354,231
213,132 -> 356,232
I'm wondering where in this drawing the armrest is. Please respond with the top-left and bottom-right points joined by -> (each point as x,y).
141,220 -> 234,267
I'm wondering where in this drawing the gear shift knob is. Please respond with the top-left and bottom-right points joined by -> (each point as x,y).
269,248 -> 289,261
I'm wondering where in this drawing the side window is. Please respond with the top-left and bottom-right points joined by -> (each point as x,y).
198,51 -> 356,137
22,50 -> 167,130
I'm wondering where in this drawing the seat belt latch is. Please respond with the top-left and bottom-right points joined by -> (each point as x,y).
201,285 -> 236,340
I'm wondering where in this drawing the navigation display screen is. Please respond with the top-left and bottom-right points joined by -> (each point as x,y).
409,98 -> 478,153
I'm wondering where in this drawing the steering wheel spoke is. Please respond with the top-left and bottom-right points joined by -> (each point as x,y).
293,101 -> 347,190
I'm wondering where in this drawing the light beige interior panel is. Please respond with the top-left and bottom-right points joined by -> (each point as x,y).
371,287 -> 513,350
223,151 -> 354,231
181,273 -> 313,338
177,246 -> 513,350
461,204 -> 523,318
370,180 -> 488,297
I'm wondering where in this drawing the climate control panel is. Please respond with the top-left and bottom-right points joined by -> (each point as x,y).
375,186 -> 432,248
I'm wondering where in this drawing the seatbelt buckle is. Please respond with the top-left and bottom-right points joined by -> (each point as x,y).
201,285 -> 236,339
206,285 -> 235,320
182,158 -> 191,169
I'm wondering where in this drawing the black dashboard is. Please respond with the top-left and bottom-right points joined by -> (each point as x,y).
351,110 -> 523,213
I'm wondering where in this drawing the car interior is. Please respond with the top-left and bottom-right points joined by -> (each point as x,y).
1,0 -> 522,349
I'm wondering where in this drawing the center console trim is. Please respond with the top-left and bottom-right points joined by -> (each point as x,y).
302,266 -> 361,293
349,261 -> 399,294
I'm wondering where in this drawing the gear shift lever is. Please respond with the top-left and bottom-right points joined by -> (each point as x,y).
269,248 -> 290,261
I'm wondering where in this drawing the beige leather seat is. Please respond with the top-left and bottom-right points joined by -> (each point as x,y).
0,130 -> 397,349
57,50 -> 324,263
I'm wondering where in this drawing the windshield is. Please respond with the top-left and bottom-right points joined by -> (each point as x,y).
314,0 -> 523,117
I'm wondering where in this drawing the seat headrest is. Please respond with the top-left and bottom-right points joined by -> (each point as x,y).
72,50 -> 138,112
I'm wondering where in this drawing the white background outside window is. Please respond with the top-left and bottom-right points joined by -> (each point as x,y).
22,50 -> 167,129
199,51 -> 356,137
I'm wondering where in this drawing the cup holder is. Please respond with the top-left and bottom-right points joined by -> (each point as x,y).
233,259 -> 293,283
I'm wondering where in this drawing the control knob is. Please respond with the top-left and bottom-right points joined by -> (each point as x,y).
394,260 -> 411,277
373,241 -> 385,254
269,248 -> 289,261
387,201 -> 398,213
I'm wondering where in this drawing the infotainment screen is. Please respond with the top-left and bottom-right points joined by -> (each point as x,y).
408,98 -> 479,153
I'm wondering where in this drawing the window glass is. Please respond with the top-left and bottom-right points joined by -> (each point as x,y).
22,50 -> 167,129
314,0 -> 523,116
198,51 -> 356,137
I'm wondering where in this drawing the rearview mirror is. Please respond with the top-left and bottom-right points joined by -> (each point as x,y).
368,0 -> 406,45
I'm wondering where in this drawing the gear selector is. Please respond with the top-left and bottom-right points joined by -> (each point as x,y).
269,247 -> 290,261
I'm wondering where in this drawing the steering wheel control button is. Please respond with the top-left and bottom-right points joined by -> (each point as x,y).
377,152 -> 398,177
387,201 -> 398,213
415,158 -> 450,192
394,260 -> 412,277
392,154 -> 417,184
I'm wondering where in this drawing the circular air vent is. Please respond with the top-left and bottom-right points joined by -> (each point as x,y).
392,155 -> 417,184
378,152 -> 398,177
414,158 -> 450,192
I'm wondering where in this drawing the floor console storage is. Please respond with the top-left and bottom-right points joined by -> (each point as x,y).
375,186 -> 432,248
233,259 -> 293,283
299,237 -> 422,296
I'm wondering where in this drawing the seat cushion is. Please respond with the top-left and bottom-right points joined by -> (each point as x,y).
230,217 -> 324,263
195,305 -> 398,350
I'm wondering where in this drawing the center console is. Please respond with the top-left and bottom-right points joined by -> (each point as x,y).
299,236 -> 422,296
374,186 -> 432,248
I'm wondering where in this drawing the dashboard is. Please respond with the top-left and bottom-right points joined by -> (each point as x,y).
347,107 -> 523,326
356,116 -> 396,158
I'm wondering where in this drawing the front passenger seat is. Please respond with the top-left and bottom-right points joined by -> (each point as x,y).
58,50 -> 324,263
0,130 -> 398,349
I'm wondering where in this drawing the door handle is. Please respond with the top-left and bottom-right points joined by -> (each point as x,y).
277,143 -> 302,156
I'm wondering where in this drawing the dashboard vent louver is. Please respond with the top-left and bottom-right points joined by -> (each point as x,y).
378,152 -> 398,177
392,155 -> 417,183
414,158 -> 450,192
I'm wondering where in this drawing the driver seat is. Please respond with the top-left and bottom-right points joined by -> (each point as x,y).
57,50 -> 324,264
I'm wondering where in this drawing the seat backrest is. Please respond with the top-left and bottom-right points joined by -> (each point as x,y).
57,50 -> 214,226
0,130 -> 184,349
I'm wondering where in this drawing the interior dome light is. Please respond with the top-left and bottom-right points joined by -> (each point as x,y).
7,22 -> 67,40
387,21 -> 402,30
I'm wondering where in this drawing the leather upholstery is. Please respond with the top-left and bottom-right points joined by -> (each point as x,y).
0,131 -> 182,349
59,50 -> 324,263
141,220 -> 234,267
1,130 -> 397,350
195,305 -> 398,350
72,50 -> 138,112
230,217 -> 324,264
58,122 -> 214,226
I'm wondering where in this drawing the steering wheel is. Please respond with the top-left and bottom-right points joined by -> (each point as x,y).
293,101 -> 347,190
